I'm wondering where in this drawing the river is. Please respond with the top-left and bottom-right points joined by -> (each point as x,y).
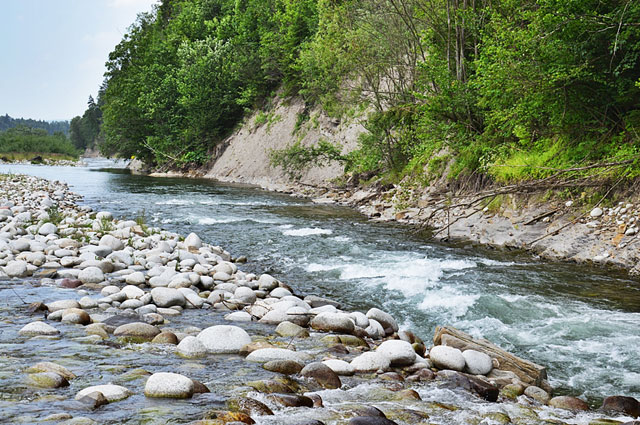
1,159 -> 639,422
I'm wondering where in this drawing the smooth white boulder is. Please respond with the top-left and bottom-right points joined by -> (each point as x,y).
99,235 -> 124,251
150,287 -> 186,307
38,222 -> 57,236
144,372 -> 194,398
245,348 -> 311,363
350,352 -> 390,373
197,325 -> 251,353
322,359 -> 355,376
78,266 -> 105,284
4,260 -> 28,277
429,345 -> 466,371
177,336 -> 207,358
376,340 -> 416,366
462,349 -> 493,375
76,384 -> 131,402
19,321 -> 60,336
184,233 -> 202,250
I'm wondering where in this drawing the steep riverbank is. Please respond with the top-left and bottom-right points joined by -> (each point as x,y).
2,172 -> 640,424
131,94 -> 640,278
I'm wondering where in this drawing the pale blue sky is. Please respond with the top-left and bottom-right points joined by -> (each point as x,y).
0,0 -> 157,121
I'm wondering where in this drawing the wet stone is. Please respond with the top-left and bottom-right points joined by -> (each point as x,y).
267,393 -> 314,408
144,372 -> 194,399
549,396 -> 590,411
226,397 -> 274,416
263,359 -> 304,375
300,362 -> 342,389
27,372 -> 69,388
602,396 -> 640,418
77,391 -> 109,410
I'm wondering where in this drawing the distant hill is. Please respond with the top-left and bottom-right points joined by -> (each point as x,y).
0,114 -> 69,135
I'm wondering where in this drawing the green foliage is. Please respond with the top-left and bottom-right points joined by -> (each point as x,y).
45,205 -> 64,226
0,126 -> 78,157
0,114 -> 69,135
95,0 -> 639,184
99,0 -> 320,166
70,96 -> 102,150
270,139 -> 346,180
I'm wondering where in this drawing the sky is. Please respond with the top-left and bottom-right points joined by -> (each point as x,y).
0,0 -> 158,122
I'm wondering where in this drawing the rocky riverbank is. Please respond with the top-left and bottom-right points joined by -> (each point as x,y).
2,173 -> 638,424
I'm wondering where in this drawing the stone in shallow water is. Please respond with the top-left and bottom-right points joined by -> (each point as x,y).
350,352 -> 390,373
245,348 -> 311,363
4,260 -> 29,277
524,385 -> 550,404
113,322 -> 160,341
226,397 -> 274,417
19,321 -> 60,336
77,391 -> 109,409
310,312 -> 355,334
75,385 -> 131,402
152,331 -> 179,345
300,362 -> 341,389
263,359 -> 304,375
144,372 -> 194,399
322,359 -> 355,376
602,395 -> 640,418
177,336 -> 207,358
549,396 -> 590,411
78,267 -> 105,284
150,287 -> 185,308
197,325 -> 251,354
376,340 -> 416,366
26,362 -> 76,380
366,308 -> 398,334
27,372 -> 69,388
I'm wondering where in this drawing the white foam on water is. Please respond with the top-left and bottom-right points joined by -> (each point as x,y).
197,216 -> 278,225
155,199 -> 193,205
332,236 -> 351,242
282,227 -> 333,236
419,288 -> 480,318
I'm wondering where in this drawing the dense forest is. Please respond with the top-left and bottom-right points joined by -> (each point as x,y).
0,115 -> 69,135
69,95 -> 103,151
93,0 -> 640,184
0,126 -> 78,158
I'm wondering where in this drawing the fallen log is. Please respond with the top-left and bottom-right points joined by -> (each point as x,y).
433,326 -> 547,387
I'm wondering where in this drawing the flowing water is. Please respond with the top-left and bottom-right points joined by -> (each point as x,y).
1,160 -> 639,423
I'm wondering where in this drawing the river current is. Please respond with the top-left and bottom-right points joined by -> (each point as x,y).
1,160 -> 639,419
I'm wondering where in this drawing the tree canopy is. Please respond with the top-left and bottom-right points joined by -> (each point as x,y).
96,0 -> 640,182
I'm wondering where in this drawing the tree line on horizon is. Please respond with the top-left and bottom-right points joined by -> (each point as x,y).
82,0 -> 639,183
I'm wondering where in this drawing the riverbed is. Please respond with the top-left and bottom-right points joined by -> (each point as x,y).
1,160 -> 639,412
